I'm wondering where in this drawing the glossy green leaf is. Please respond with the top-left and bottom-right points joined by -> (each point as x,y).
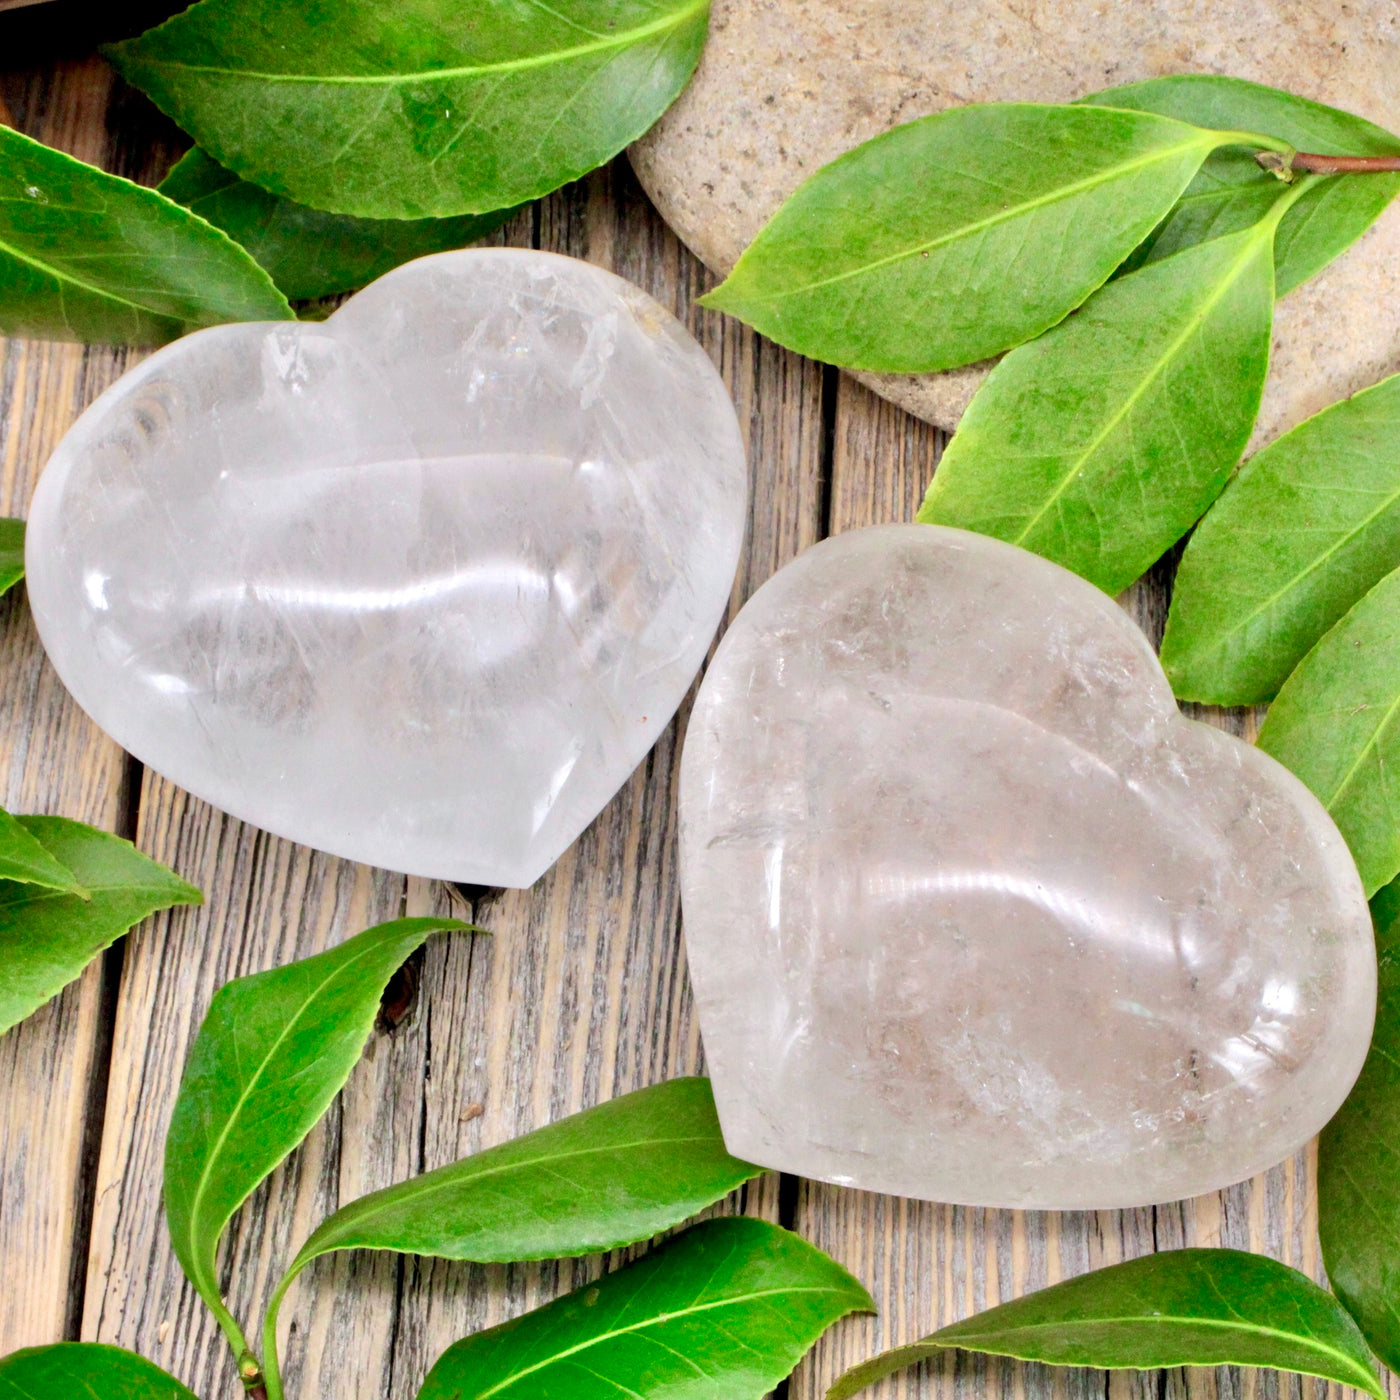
0,518 -> 24,596
279,1076 -> 759,1280
0,1343 -> 199,1399
0,123 -> 292,344
108,0 -> 710,220
416,1216 -> 874,1400
1081,75 -> 1400,295
827,1249 -> 1384,1400
917,198 -> 1284,595
1320,875 -> 1400,1371
700,103 -> 1251,373
159,148 -> 520,301
1163,372 -> 1400,705
0,817 -> 201,1035
163,915 -> 472,1351
1258,565 -> 1400,896
0,807 -> 86,896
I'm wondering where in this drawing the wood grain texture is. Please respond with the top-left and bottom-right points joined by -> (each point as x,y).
0,51 -> 176,1355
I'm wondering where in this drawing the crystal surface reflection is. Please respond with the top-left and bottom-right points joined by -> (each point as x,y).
27,249 -> 748,884
680,524 -> 1376,1208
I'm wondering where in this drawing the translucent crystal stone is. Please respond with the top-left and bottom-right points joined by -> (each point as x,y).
26,249 -> 748,885
680,524 -> 1376,1208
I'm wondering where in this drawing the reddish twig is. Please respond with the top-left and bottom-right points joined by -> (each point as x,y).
1257,149 -> 1400,177
1292,151 -> 1400,173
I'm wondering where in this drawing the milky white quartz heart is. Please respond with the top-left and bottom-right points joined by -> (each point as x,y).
26,249 -> 748,885
680,524 -> 1376,1208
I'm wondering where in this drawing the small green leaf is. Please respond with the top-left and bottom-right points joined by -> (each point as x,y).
0,123 -> 293,344
0,1343 -> 199,1399
282,1077 -> 759,1277
1257,566 -> 1400,896
827,1250 -> 1385,1400
0,807 -> 86,896
1080,74 -> 1400,295
701,103 -> 1238,373
158,148 -> 521,301
0,518 -> 24,596
108,0 -> 710,220
1163,372 -> 1400,705
917,200 -> 1283,595
1320,875 -> 1400,1371
0,817 -> 201,1035
163,915 -> 473,1350
416,1216 -> 874,1400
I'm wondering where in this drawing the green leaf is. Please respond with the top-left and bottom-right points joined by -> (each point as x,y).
0,807 -> 86,896
0,817 -> 201,1036
107,0 -> 710,220
0,518 -> 24,597
1320,875 -> 1400,1371
0,123 -> 292,344
700,103 -> 1245,373
163,915 -> 473,1352
827,1249 -> 1385,1400
1163,372 -> 1400,705
158,147 -> 521,301
916,196 -> 1285,595
1257,565 -> 1400,896
1081,75 -> 1400,295
0,1343 -> 199,1399
416,1216 -> 875,1400
280,1076 -> 759,1279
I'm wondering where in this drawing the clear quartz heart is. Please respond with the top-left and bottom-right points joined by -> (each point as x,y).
26,249 -> 748,885
680,524 -> 1376,1208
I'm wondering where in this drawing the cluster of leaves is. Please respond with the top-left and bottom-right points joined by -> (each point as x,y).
5,918 -> 1396,1400
710,75 -> 1400,896
2,920 -> 873,1399
0,0 -> 711,342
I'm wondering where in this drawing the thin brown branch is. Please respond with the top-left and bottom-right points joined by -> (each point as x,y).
1256,149 -> 1400,177
1293,151 -> 1400,173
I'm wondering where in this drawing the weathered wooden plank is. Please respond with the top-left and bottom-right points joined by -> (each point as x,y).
0,53 -> 176,1355
788,374 -> 1377,1400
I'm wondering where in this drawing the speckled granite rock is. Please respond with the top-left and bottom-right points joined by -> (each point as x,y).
632,0 -> 1400,446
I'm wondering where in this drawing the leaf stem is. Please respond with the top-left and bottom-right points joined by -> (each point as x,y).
1259,171 -> 1325,230
262,1270 -> 298,1400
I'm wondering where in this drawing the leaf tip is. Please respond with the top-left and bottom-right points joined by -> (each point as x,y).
697,277 -> 741,314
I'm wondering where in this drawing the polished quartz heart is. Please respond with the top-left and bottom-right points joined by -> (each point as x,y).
680,524 -> 1376,1208
26,249 -> 747,885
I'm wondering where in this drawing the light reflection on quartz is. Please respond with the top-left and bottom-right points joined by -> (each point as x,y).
183,559 -> 555,615
855,864 -> 1179,961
